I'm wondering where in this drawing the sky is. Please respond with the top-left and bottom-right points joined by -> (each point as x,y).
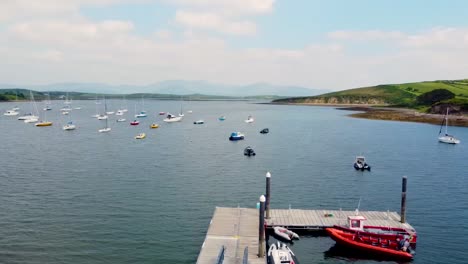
1,0 -> 468,91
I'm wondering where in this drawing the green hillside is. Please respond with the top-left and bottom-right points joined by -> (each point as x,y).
273,79 -> 468,107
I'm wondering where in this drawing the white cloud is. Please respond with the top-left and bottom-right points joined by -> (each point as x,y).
168,0 -> 274,15
175,11 -> 256,35
1,0 -> 468,90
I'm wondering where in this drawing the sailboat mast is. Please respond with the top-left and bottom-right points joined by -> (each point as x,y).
445,108 -> 449,135
104,98 -> 109,128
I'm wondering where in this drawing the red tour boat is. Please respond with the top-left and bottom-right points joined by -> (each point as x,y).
326,214 -> 416,261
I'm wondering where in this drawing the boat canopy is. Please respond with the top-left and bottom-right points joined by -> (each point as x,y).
348,215 -> 366,231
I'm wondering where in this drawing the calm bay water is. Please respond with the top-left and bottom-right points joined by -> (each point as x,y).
1,100 -> 467,264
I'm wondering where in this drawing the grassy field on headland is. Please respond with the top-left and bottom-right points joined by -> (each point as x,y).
272,79 -> 468,127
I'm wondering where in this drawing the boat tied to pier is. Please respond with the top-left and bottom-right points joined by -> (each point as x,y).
267,242 -> 300,264
273,226 -> 299,241
326,214 -> 416,261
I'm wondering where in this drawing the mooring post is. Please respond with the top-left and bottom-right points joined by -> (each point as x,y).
265,172 -> 271,219
400,176 -> 407,223
258,195 -> 266,258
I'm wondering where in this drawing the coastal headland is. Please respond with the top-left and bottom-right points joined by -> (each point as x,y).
272,102 -> 468,127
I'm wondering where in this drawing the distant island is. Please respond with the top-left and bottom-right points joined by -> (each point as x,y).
272,79 -> 468,127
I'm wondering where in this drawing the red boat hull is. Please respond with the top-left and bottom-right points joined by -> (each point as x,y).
326,228 -> 413,261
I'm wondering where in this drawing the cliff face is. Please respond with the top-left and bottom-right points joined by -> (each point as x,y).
430,103 -> 468,115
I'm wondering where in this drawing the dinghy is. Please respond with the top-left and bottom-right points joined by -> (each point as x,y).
273,226 -> 299,241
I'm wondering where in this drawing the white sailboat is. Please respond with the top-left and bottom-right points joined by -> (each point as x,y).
43,93 -> 52,111
64,92 -> 72,104
22,91 -> 39,123
179,96 -> 184,117
438,108 -> 460,144
98,98 -> 111,133
135,96 -> 147,118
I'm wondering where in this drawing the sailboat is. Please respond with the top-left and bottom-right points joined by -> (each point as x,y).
98,98 -> 111,133
64,92 -> 72,104
63,104 -> 76,130
35,102 -> 53,127
438,108 -> 460,144
23,91 -> 39,123
179,96 -> 184,117
135,96 -> 147,118
43,93 -> 52,111
117,95 -> 128,114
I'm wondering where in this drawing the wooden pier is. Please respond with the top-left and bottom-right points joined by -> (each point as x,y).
196,207 -> 415,264
196,175 -> 415,264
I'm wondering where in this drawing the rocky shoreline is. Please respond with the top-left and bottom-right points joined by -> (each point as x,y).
338,106 -> 468,127
271,102 -> 468,127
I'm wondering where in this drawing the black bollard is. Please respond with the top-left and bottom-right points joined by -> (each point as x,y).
401,176 -> 407,223
266,172 -> 271,219
258,195 -> 266,257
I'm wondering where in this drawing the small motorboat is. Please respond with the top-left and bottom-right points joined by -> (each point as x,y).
98,127 -> 111,133
267,242 -> 300,264
159,112 -> 166,115
260,128 -> 269,134
116,118 -> 126,122
193,120 -> 204,124
229,132 -> 245,141
163,113 -> 182,123
43,106 -> 52,111
244,146 -> 256,156
63,121 -> 76,131
135,111 -> 147,118
62,111 -> 70,115
187,110 -> 193,113
354,156 -> 370,171
245,115 -> 254,123
135,133 -> 146,139
218,116 -> 226,121
97,115 -> 108,120
273,226 -> 299,241
106,111 -> 115,115
130,120 -> 140,126
116,111 -> 124,116
150,123 -> 159,128
4,110 -> 19,116
35,121 -> 53,127
18,113 -> 34,120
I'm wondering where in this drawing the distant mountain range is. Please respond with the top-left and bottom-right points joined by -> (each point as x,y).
0,81 -> 327,97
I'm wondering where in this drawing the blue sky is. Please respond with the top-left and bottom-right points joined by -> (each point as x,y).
1,0 -> 468,91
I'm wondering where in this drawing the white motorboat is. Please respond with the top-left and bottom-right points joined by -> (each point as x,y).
63,121 -> 76,131
4,110 -> 19,116
116,110 -> 124,116
267,242 -> 300,264
62,111 -> 70,115
24,117 -> 39,123
106,111 -> 115,115
97,115 -> 108,120
18,113 -> 35,120
135,111 -> 147,118
438,108 -> 460,144
273,226 -> 299,241
245,115 -> 254,123
354,156 -> 371,171
116,118 -> 126,122
163,113 -> 182,123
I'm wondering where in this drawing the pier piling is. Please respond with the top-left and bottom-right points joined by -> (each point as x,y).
400,176 -> 407,223
258,195 -> 266,258
265,172 -> 271,219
